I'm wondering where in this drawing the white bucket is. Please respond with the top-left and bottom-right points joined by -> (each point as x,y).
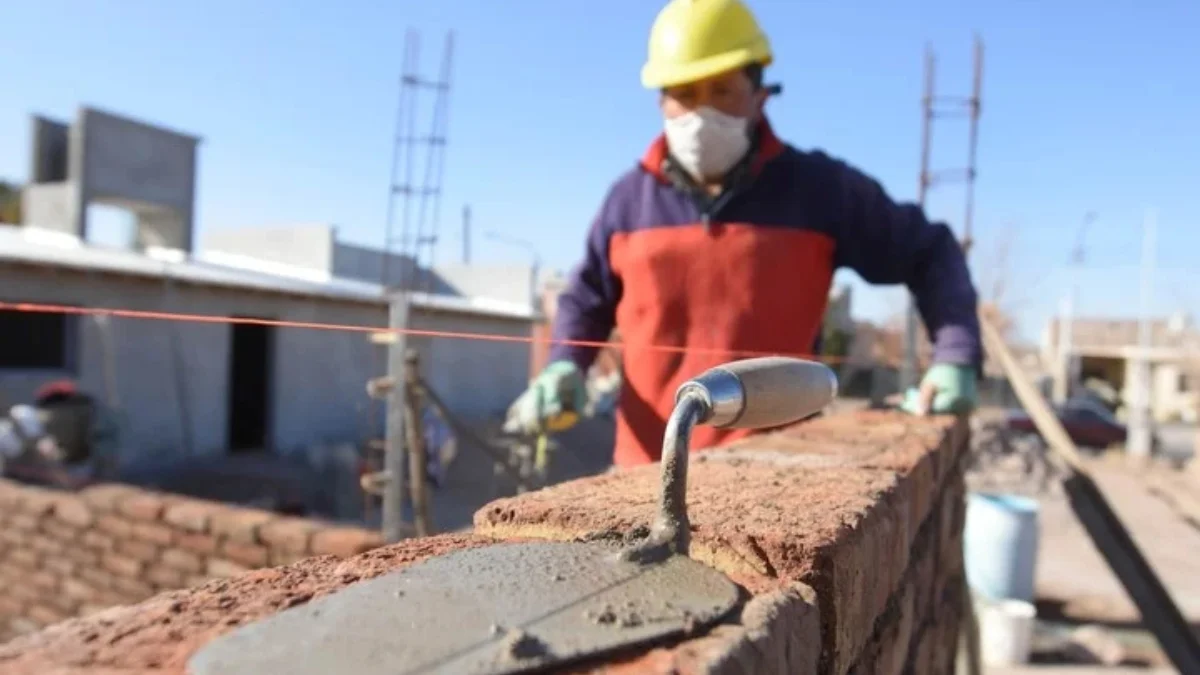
978,598 -> 1037,666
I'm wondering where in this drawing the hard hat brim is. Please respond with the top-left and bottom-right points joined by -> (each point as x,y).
641,47 -> 773,90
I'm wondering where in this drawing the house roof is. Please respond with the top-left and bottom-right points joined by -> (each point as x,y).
0,226 -> 536,321
1049,317 -> 1200,352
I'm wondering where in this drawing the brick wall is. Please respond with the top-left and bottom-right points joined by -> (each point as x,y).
0,411 -> 968,674
0,481 -> 381,643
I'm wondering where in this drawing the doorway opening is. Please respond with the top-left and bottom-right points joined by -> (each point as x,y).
228,320 -> 273,451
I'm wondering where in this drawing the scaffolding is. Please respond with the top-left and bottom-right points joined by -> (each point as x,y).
901,36 -> 985,392
381,29 -> 456,294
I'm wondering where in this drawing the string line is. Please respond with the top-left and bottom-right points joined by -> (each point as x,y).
0,301 -> 848,364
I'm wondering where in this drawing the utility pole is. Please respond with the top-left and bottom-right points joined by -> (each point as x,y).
462,205 -> 471,264
382,295 -> 410,543
1055,211 -> 1097,403
1127,209 -> 1157,462
902,36 -> 985,392
486,230 -> 541,309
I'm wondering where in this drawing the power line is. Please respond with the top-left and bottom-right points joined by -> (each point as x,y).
0,301 -> 850,364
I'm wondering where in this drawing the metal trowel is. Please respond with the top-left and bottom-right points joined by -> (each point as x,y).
189,357 -> 838,675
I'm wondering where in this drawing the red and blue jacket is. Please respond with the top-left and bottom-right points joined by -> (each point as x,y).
550,119 -> 981,467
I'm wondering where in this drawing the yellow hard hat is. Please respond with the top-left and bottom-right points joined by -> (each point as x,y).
641,0 -> 774,89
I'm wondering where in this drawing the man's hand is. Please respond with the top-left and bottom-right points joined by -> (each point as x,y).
901,363 -> 978,416
504,361 -> 588,434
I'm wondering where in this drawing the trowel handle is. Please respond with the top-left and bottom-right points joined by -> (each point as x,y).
677,357 -> 838,430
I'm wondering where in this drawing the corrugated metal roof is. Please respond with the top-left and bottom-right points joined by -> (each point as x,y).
0,226 -> 536,321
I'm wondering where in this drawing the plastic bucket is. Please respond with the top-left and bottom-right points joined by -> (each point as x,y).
963,492 -> 1040,603
978,597 -> 1037,665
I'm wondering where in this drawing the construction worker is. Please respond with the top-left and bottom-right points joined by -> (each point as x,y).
509,0 -> 981,467
29,380 -> 121,482
0,403 -> 64,476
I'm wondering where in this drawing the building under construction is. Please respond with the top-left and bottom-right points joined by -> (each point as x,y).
0,107 -> 537,465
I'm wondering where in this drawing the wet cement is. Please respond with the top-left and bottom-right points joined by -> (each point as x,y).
187,541 -> 740,675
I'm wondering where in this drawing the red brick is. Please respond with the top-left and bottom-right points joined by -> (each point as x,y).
96,515 -> 134,538
0,481 -> 23,507
824,498 -> 910,675
146,566 -> 186,589
28,536 -> 65,556
131,521 -> 175,546
7,548 -> 40,569
210,508 -> 275,544
64,547 -> 101,569
119,538 -> 161,563
221,541 -> 270,568
310,528 -> 382,557
160,548 -> 204,574
911,533 -> 938,624
43,592 -> 80,615
875,583 -> 916,675
9,583 -> 40,603
101,552 -> 144,578
19,488 -> 59,516
185,574 -> 212,587
9,616 -> 40,636
53,496 -> 95,528
28,571 -> 59,592
42,519 -> 80,542
206,558 -> 250,579
269,549 -> 309,567
62,578 -> 101,603
78,603 -> 113,617
259,517 -> 316,553
80,484 -> 142,512
162,502 -> 213,533
81,530 -> 116,551
44,557 -> 76,577
0,596 -> 24,616
177,533 -> 219,555
27,604 -> 68,627
96,589 -> 132,607
118,493 -> 166,521
78,568 -> 117,590
111,576 -> 155,600
10,513 -> 40,531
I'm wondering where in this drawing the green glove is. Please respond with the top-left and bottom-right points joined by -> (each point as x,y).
901,363 -> 978,416
505,360 -> 587,434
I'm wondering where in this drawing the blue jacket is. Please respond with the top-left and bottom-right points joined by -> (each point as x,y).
550,119 -> 981,465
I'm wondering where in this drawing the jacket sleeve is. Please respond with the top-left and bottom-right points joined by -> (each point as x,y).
547,187 -> 625,372
826,155 -> 982,368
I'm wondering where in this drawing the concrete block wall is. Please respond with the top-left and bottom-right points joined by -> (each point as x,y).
0,480 -> 380,644
0,411 -> 968,674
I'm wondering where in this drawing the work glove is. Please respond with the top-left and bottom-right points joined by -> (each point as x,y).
901,363 -> 978,416
504,361 -> 587,435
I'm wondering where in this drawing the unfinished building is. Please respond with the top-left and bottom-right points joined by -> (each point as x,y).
2,108 -> 538,469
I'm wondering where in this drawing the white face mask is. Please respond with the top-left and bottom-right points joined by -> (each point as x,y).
663,106 -> 752,183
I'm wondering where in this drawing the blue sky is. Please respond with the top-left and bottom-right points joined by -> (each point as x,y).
3,0 -> 1198,342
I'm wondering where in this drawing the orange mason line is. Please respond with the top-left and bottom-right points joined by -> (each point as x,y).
0,301 -> 845,364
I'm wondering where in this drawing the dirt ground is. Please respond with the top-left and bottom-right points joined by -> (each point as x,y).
1033,461 -> 1200,623
976,457 -> 1200,673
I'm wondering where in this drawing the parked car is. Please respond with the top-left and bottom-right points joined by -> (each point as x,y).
1004,397 -> 1159,451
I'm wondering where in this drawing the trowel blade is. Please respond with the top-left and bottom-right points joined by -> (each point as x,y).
188,541 -> 740,675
